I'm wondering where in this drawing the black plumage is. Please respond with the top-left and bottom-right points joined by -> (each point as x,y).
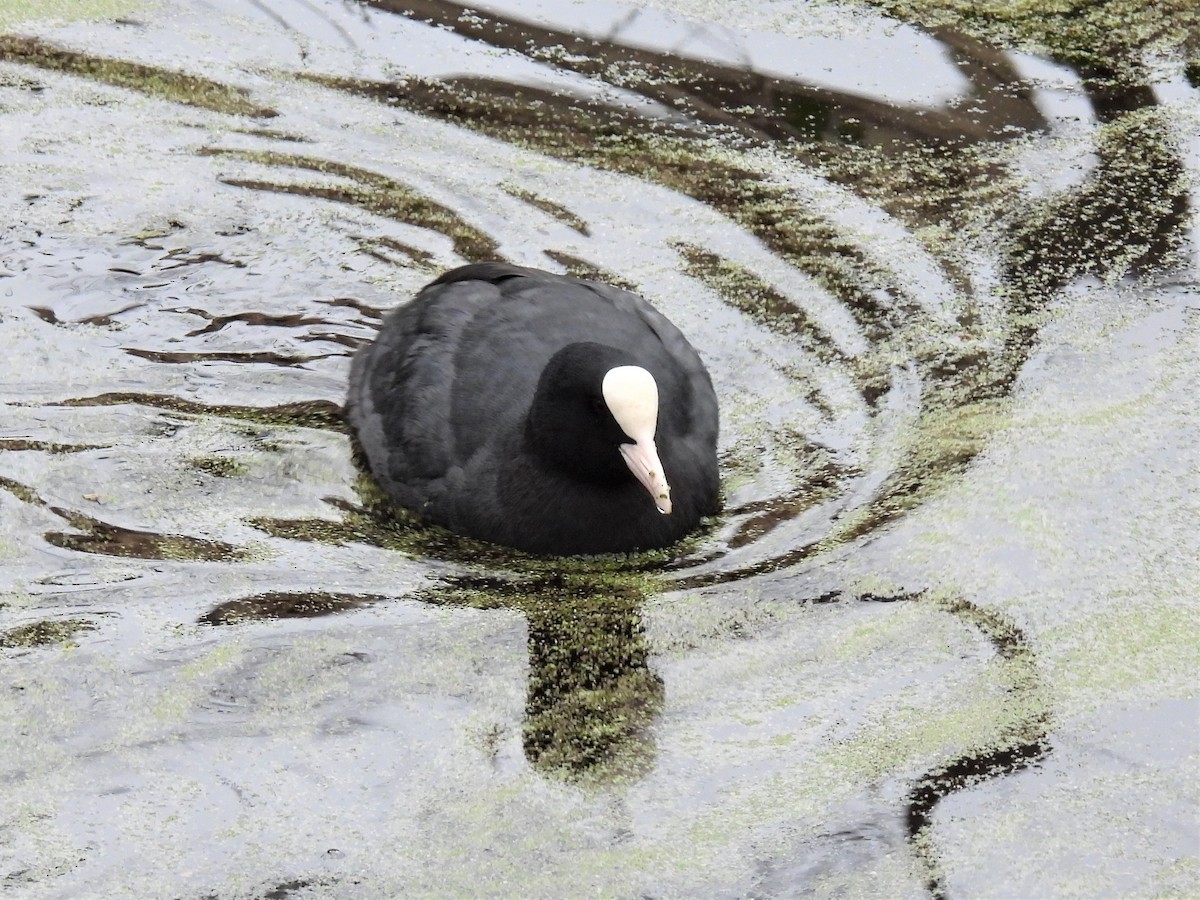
346,263 -> 719,555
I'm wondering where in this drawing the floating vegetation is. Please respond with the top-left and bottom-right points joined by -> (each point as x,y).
0,617 -> 95,649
28,302 -> 144,328
306,72 -> 915,332
180,309 -> 342,338
862,0 -> 1200,86
246,466 -> 673,780
0,34 -> 276,117
124,347 -> 340,367
0,475 -> 45,506
540,250 -> 637,292
320,296 -> 386,321
720,456 -> 852,551
1004,108 -> 1190,305
198,592 -> 384,625
186,456 -> 248,478
228,126 -> 312,143
352,234 -> 437,271
44,507 -> 251,562
0,439 -> 108,453
905,592 -> 1051,899
500,184 -> 591,235
422,572 -> 663,782
53,392 -> 347,432
676,243 -> 848,366
197,147 -> 499,262
813,138 -> 1013,290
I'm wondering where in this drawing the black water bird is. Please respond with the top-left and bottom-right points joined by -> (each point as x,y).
346,263 -> 719,555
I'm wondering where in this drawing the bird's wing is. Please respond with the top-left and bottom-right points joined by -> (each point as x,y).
347,277 -> 495,494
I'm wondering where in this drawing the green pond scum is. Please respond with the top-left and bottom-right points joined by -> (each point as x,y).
0,617 -> 95,649
0,0 -> 141,30
676,243 -> 849,369
862,0 -> 1200,87
241,461 -> 677,782
56,392 -> 347,432
0,1 -> 1194,894
499,184 -> 592,236
0,33 -> 276,117
793,589 -> 1051,898
0,439 -> 109,453
423,571 -> 665,783
0,474 -> 252,563
1004,108 -> 1190,304
198,592 -> 385,626
197,147 -> 499,262
304,71 -> 923,329
44,507 -> 252,562
186,455 -> 248,478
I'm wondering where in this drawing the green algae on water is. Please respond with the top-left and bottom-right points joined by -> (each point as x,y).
186,455 -> 249,478
55,392 -> 347,432
0,0 -> 141,29
197,147 -> 499,262
44,507 -> 253,562
422,570 -> 664,783
1,618 -> 95,648
247,463 -> 675,783
199,592 -> 385,625
861,0 -> 1200,86
1004,108 -> 1190,305
0,34 -> 277,117
500,184 -> 591,236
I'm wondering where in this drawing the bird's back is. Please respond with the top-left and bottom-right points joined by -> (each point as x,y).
346,263 -> 718,552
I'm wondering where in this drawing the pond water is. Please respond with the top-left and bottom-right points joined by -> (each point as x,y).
1,1 -> 1197,897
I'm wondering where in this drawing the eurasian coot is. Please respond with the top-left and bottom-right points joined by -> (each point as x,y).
346,262 -> 719,555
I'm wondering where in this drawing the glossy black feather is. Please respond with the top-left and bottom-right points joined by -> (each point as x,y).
346,263 -> 719,554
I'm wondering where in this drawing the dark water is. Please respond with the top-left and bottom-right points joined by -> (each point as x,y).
1,1 -> 1197,897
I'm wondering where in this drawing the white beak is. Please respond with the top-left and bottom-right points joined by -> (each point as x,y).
603,365 -> 671,514
619,438 -> 672,514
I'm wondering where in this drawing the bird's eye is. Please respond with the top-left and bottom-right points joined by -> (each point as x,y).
589,397 -> 606,417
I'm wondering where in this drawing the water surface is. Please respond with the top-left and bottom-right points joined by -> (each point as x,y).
1,1 -> 1197,897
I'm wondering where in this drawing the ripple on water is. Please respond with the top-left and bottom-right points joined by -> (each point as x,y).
0,1 -> 1194,896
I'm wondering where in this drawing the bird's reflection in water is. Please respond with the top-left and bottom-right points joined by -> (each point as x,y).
523,582 -> 663,779
423,571 -> 664,781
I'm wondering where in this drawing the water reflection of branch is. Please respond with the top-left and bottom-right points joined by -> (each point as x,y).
364,0 -> 1045,146
248,0 -> 360,54
929,27 -> 1046,135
